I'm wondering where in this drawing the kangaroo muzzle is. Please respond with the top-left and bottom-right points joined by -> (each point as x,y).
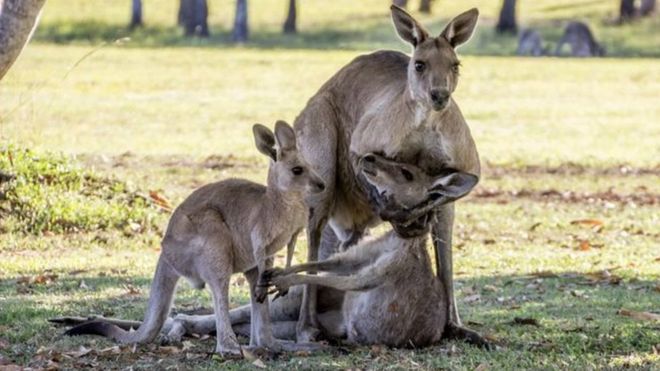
430,89 -> 450,111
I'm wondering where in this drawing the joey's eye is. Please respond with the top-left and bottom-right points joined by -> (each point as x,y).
401,168 -> 414,181
414,61 -> 426,72
451,63 -> 460,73
292,167 -> 304,176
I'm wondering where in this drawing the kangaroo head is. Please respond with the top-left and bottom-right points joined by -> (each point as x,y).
358,153 -> 477,209
253,120 -> 325,195
391,6 -> 479,112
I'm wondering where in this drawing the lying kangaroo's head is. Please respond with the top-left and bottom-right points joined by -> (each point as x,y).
359,153 -> 477,209
253,120 -> 325,195
391,6 -> 479,112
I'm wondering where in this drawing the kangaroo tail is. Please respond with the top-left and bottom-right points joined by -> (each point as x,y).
65,256 -> 179,344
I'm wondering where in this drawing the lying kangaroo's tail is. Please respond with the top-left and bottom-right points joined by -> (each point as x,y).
65,256 -> 179,344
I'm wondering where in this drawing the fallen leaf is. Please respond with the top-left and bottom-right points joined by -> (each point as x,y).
578,240 -> 591,251
149,190 -> 173,211
68,269 -> 88,276
159,346 -> 181,354
474,363 -> 490,371
64,346 -> 92,358
98,346 -> 121,354
463,294 -> 481,304
483,284 -> 500,293
370,344 -> 384,356
570,219 -> 604,227
531,270 -> 558,278
33,273 -> 58,285
122,284 -> 141,296
242,348 -> 257,362
617,309 -> 660,321
0,365 -> 21,371
529,222 -> 542,231
512,317 -> 540,326
181,341 -> 195,351
252,359 -> 267,369
571,290 -> 588,298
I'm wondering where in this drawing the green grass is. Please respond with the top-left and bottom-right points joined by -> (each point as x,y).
0,0 -> 659,369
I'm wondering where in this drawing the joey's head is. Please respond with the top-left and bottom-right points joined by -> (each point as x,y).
358,153 -> 478,210
253,121 -> 325,196
391,6 -> 479,112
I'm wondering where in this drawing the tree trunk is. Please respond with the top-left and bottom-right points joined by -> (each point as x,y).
0,0 -> 46,81
419,0 -> 432,13
129,0 -> 143,29
232,0 -> 248,43
619,0 -> 636,21
178,0 -> 209,37
283,0 -> 296,34
496,0 -> 518,34
392,0 -> 408,8
640,0 -> 656,16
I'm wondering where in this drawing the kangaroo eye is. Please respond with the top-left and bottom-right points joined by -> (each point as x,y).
401,168 -> 414,181
292,167 -> 304,176
451,63 -> 460,73
414,61 -> 426,72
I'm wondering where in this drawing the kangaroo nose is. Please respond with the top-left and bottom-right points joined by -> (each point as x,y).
363,154 -> 376,163
430,89 -> 449,105
313,180 -> 325,192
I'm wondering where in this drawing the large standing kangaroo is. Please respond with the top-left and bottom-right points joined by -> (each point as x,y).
292,6 -> 484,345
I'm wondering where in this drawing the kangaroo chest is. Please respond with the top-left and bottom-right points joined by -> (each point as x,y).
342,246 -> 446,347
350,110 -> 453,176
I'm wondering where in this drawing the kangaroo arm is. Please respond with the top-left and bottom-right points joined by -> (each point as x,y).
276,272 -> 383,293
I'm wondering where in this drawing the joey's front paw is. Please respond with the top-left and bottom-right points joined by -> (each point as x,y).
259,267 -> 285,286
269,275 -> 292,300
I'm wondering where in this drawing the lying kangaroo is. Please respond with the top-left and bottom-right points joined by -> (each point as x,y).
260,153 -> 478,347
292,6 -> 483,344
555,21 -> 605,57
57,154 -> 475,348
516,29 -> 548,57
65,121 -> 325,356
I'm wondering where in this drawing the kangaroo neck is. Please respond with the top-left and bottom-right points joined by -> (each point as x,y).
265,167 -> 304,214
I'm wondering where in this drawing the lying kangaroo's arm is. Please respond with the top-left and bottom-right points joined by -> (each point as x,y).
266,245 -> 398,294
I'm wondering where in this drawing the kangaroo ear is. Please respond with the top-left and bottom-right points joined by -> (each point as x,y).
440,8 -> 479,48
273,120 -> 296,152
391,5 -> 429,47
252,124 -> 276,161
428,171 -> 478,201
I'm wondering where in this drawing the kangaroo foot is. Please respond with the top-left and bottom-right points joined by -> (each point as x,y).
445,321 -> 492,350
296,325 -> 321,343
215,337 -> 242,357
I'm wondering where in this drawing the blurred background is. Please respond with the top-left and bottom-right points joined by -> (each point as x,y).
0,1 -> 658,369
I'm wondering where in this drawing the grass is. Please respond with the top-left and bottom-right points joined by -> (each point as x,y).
1,0 -> 659,369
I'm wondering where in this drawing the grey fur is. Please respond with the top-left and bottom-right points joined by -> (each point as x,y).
555,21 -> 605,57
63,121 -> 325,356
292,6 -> 482,342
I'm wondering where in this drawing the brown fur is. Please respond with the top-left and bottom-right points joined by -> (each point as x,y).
291,6 -> 482,342
64,121 -> 325,356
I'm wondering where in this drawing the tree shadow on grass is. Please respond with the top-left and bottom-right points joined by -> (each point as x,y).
32,16 -> 660,58
1,271 -> 657,368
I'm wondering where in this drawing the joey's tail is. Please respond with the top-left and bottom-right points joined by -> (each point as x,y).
65,256 -> 179,344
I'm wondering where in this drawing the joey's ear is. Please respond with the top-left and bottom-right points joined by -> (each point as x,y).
391,5 -> 429,47
440,8 -> 479,48
252,123 -> 276,161
429,171 -> 478,201
273,120 -> 296,152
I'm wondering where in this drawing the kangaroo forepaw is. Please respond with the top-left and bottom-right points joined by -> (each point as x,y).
445,322 -> 493,350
